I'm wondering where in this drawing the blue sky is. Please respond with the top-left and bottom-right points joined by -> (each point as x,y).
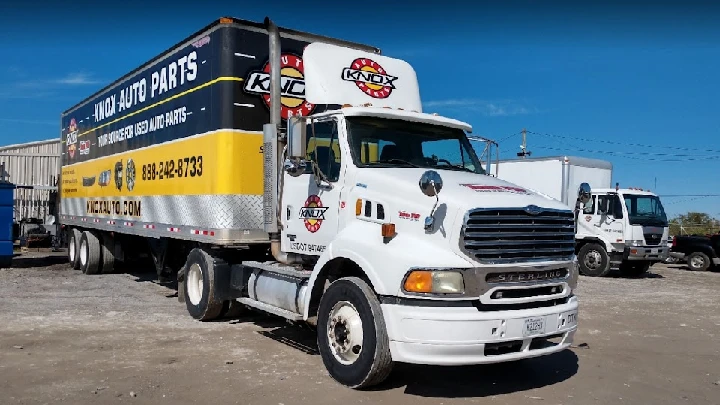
1,0 -> 718,218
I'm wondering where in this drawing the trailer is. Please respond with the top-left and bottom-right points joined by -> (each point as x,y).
492,156 -> 670,277
60,17 -> 589,388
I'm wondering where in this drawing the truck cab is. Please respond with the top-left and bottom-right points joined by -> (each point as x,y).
239,38 -> 590,388
576,187 -> 669,277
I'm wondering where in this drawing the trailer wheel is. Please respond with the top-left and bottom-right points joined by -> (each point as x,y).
316,277 -> 393,389
183,248 -> 224,321
79,231 -> 102,275
687,252 -> 711,271
618,262 -> 650,277
100,233 -> 115,274
578,243 -> 611,277
68,228 -> 82,270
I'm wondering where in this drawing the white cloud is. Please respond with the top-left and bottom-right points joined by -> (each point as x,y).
53,72 -> 102,85
422,99 -> 540,117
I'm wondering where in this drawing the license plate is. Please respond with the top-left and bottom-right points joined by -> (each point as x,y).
651,249 -> 658,254
523,317 -> 546,337
566,311 -> 578,327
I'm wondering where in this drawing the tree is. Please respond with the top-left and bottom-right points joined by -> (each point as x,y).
669,212 -> 720,236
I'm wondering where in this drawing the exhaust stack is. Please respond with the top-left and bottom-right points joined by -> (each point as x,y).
263,17 -> 301,265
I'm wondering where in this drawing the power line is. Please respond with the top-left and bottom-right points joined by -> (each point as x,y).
659,194 -> 720,197
534,145 -> 717,162
527,130 -> 720,153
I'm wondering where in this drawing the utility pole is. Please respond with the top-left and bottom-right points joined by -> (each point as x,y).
517,127 -> 531,159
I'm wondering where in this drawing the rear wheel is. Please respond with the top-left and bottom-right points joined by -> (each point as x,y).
317,277 -> 393,389
79,231 -> 102,275
687,252 -> 711,271
578,243 -> 611,277
68,228 -> 82,270
182,248 -> 224,321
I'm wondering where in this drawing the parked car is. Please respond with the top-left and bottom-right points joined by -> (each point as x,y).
669,234 -> 720,271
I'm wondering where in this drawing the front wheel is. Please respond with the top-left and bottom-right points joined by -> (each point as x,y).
577,243 -> 611,277
317,277 -> 393,389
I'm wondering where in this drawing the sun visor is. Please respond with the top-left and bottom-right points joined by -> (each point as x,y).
303,42 -> 423,112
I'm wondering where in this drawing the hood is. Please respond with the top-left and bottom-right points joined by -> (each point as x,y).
355,168 -> 573,213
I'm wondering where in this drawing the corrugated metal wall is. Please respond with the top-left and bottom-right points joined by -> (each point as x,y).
0,139 -> 61,223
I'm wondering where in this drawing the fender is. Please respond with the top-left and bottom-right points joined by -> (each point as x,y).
302,219 -> 473,320
576,235 -> 614,253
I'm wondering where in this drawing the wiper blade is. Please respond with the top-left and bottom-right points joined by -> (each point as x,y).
374,158 -> 420,168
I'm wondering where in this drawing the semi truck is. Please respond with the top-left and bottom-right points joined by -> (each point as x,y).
59,17 -> 591,389
491,156 -> 670,277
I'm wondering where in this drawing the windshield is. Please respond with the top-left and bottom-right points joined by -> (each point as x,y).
345,116 -> 486,174
623,194 -> 668,226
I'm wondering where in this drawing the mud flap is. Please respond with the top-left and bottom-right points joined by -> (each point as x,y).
177,266 -> 186,303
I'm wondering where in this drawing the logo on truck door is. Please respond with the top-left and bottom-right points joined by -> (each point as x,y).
300,195 -> 328,233
342,58 -> 398,99
243,53 -> 315,119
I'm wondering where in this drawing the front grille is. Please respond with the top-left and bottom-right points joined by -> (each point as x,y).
460,207 -> 576,264
644,232 -> 663,246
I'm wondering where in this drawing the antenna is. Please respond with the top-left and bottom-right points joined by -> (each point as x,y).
517,127 -> 531,159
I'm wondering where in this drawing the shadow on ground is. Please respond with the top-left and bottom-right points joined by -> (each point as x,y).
246,313 -> 580,397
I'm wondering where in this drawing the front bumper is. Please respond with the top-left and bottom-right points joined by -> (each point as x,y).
381,295 -> 578,366
624,246 -> 669,261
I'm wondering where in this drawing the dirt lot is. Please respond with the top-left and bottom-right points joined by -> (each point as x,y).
1,252 -> 718,405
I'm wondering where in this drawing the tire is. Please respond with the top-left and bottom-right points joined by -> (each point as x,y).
577,243 -> 611,277
619,262 -> 650,277
316,277 -> 393,389
100,233 -> 115,274
68,228 -> 82,270
687,252 -> 711,272
79,231 -> 102,275
182,248 -> 224,321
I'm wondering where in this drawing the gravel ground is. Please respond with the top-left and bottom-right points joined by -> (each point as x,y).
0,251 -> 718,405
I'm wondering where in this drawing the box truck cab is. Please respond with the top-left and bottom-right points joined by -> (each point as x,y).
59,17 -> 592,389
577,186 -> 669,277
492,156 -> 669,277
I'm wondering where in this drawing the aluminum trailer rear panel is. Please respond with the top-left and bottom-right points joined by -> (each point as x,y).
490,156 -> 612,207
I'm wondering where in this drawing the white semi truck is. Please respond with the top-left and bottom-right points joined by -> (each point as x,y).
491,156 -> 670,277
59,17 -> 590,388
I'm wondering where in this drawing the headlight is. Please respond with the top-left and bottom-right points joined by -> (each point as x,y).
403,269 -> 465,294
625,240 -> 643,247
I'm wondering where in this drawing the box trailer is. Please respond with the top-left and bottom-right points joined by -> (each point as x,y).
60,17 -> 590,388
493,156 -> 669,277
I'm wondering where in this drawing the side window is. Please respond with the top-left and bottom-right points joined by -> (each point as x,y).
597,195 -> 609,216
583,195 -> 596,214
305,120 -> 341,182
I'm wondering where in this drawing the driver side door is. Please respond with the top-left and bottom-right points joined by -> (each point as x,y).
592,194 -> 624,243
280,118 -> 344,256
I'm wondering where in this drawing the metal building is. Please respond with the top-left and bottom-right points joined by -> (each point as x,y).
0,139 -> 60,223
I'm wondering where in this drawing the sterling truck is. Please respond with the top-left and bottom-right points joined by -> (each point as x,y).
491,156 -> 670,277
59,17 -> 590,389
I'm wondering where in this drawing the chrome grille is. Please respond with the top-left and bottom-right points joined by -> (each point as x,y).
460,207 -> 576,264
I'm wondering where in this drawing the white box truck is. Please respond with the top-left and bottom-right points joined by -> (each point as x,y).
59,17 -> 591,389
491,156 -> 670,277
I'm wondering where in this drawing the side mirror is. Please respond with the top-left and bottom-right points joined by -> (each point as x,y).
577,182 -> 591,205
287,115 -> 307,159
419,170 -> 443,197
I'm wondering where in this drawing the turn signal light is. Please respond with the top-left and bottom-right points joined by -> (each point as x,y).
381,223 -> 396,238
219,17 -> 233,24
404,271 -> 433,293
355,199 -> 363,215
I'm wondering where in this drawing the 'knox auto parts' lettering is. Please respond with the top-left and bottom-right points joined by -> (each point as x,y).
86,199 -> 142,217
